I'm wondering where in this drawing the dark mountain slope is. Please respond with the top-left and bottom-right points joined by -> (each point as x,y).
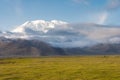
0,39 -> 65,58
63,43 -> 120,55
0,38 -> 120,58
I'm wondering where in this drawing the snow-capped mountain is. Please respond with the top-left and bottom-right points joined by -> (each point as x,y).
0,20 -> 120,57
0,20 -> 120,48
12,20 -> 68,33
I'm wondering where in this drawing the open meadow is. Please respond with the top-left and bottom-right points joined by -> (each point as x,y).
0,56 -> 120,80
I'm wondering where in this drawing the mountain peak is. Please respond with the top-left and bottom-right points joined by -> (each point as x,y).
12,20 -> 67,33
0,20 -> 120,48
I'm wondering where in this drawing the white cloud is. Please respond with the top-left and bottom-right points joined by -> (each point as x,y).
107,0 -> 120,10
97,12 -> 108,24
82,27 -> 120,40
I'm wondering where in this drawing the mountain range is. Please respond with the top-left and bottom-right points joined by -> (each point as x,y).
0,20 -> 120,57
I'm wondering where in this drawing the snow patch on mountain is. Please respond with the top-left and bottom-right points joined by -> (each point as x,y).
12,20 -> 68,33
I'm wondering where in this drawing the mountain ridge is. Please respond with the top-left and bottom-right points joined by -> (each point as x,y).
0,20 -> 120,48
0,38 -> 120,57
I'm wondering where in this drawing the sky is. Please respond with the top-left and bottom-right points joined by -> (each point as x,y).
0,0 -> 120,31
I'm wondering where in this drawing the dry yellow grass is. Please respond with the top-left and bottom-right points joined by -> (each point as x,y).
0,55 -> 120,80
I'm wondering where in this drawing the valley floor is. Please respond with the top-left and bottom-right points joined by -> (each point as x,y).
0,55 -> 120,80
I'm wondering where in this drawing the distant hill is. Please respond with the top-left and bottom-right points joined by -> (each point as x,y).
63,43 -> 120,55
0,38 -> 120,57
0,39 -> 65,58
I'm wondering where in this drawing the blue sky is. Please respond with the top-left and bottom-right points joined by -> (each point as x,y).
0,0 -> 120,31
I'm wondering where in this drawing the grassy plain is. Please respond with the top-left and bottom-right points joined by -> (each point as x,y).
0,55 -> 120,80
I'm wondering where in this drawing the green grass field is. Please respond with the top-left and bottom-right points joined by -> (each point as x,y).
0,56 -> 120,80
